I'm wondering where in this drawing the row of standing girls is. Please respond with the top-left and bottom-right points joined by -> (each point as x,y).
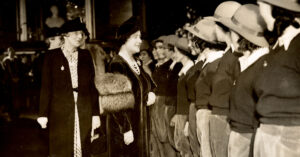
147,0 -> 300,157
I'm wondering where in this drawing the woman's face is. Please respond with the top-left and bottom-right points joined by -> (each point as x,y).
124,31 -> 142,54
48,36 -> 62,50
155,42 -> 166,60
139,50 -> 151,63
64,30 -> 84,48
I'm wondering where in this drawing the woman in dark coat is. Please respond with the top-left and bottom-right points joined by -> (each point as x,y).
37,18 -> 100,157
106,17 -> 156,157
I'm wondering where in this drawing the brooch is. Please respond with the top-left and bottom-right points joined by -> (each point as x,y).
263,61 -> 268,67
61,65 -> 64,71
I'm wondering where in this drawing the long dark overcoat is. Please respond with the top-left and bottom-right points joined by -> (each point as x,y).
39,48 -> 99,157
107,55 -> 155,157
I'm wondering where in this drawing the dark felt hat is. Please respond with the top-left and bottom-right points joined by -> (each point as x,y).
60,17 -> 87,34
45,27 -> 61,38
117,17 -> 141,44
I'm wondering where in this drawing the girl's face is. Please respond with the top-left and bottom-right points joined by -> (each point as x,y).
155,42 -> 166,60
173,47 -> 184,63
124,31 -> 142,54
139,50 -> 151,63
48,36 -> 62,50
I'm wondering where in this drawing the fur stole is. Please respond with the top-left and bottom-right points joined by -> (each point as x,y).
95,73 -> 135,113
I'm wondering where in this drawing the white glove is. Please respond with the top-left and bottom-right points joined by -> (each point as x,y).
124,130 -> 134,145
91,116 -> 101,142
184,122 -> 189,137
37,117 -> 48,129
92,116 -> 101,129
146,92 -> 156,106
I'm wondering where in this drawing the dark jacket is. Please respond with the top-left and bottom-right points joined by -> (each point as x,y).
39,48 -> 99,157
195,59 -> 221,110
152,60 -> 182,106
209,50 -> 240,116
229,54 -> 269,133
186,61 -> 204,103
107,55 -> 155,157
152,59 -> 172,96
176,66 -> 195,115
255,34 -> 300,126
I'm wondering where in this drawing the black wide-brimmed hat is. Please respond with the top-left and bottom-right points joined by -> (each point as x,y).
60,17 -> 88,34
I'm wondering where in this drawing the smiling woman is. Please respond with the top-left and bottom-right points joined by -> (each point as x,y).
106,16 -> 156,157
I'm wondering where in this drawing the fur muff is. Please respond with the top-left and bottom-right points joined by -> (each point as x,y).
100,92 -> 135,112
95,73 -> 132,95
95,73 -> 135,113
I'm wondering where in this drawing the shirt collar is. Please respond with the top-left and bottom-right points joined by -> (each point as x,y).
277,25 -> 300,51
178,60 -> 194,76
239,47 -> 269,72
202,50 -> 225,68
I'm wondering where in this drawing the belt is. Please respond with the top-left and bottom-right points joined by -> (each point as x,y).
73,87 -> 78,93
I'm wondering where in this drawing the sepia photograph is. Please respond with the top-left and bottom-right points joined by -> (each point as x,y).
0,0 -> 299,157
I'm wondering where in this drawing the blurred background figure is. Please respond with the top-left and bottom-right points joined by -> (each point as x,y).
139,40 -> 156,77
2,47 -> 21,121
44,27 -> 62,50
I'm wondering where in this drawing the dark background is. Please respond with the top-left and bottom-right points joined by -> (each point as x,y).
0,0 -> 255,51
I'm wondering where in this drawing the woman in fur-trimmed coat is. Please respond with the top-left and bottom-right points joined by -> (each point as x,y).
105,17 -> 156,157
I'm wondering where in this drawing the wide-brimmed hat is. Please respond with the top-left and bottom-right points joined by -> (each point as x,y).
175,37 -> 190,53
259,0 -> 300,12
220,4 -> 269,47
175,37 -> 196,60
164,34 -> 180,47
207,1 -> 242,22
151,35 -> 168,46
185,18 -> 218,44
60,17 -> 87,34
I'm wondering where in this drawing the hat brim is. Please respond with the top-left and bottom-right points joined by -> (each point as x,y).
203,16 -> 219,22
220,18 -> 269,47
259,0 -> 300,12
185,24 -> 217,44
